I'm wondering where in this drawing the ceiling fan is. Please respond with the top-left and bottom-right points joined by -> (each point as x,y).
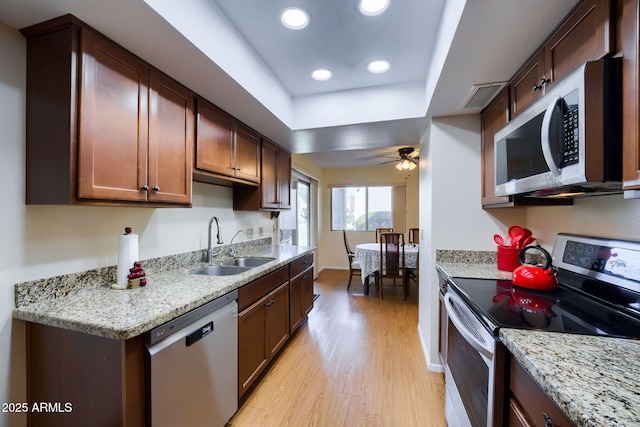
379,147 -> 419,170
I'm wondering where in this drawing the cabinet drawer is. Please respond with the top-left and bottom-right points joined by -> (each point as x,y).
290,253 -> 313,278
510,358 -> 574,426
238,266 -> 288,312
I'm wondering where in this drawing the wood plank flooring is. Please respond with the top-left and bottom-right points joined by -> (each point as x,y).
228,269 -> 446,427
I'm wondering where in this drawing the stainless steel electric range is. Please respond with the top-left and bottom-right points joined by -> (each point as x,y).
442,234 -> 640,427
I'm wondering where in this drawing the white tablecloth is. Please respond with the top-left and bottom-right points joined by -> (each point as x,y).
355,243 -> 419,284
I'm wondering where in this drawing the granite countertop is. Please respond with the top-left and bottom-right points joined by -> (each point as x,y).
13,244 -> 314,340
435,253 -> 640,426
436,261 -> 513,281
501,329 -> 640,426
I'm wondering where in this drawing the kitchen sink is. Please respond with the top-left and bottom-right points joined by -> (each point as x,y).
192,265 -> 252,276
223,257 -> 275,267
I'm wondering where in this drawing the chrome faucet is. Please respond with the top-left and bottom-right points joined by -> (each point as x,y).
228,230 -> 246,257
207,216 -> 223,263
230,229 -> 246,245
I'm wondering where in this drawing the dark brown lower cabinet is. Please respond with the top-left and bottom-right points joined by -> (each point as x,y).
26,323 -> 144,427
237,267 -> 290,399
289,253 -> 314,332
508,356 -> 574,426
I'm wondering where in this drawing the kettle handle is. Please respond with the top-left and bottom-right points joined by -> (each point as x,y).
518,244 -> 553,269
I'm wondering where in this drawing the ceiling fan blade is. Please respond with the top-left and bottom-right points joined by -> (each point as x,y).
379,160 -> 398,165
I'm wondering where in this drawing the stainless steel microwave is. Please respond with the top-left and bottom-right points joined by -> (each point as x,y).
494,58 -> 622,198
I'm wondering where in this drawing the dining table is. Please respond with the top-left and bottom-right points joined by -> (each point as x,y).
354,243 -> 419,295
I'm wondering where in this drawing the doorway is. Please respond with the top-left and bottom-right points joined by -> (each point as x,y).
280,174 -> 310,246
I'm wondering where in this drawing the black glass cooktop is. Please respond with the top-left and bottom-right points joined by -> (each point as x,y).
448,276 -> 640,339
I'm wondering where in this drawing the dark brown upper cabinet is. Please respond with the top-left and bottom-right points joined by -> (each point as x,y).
510,0 -> 614,118
194,98 -> 261,186
233,138 -> 292,212
22,15 -> 193,206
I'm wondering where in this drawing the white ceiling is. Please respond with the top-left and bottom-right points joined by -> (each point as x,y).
0,0 -> 580,168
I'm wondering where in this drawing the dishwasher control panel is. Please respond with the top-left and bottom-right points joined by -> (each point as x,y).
146,289 -> 238,346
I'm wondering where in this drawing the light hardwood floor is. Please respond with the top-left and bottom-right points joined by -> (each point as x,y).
228,269 -> 446,427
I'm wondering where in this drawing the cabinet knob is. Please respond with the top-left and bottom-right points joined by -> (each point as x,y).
533,77 -> 549,91
543,413 -> 554,427
152,185 -> 160,191
140,185 -> 149,191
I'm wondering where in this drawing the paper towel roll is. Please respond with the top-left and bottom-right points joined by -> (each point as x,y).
117,227 -> 139,285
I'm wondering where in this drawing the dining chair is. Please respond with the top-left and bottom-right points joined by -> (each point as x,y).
405,246 -> 418,297
375,227 -> 393,243
408,228 -> 419,245
343,230 -> 362,290
377,232 -> 407,300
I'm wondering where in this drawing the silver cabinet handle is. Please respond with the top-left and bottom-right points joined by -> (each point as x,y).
152,185 -> 160,191
141,185 -> 149,191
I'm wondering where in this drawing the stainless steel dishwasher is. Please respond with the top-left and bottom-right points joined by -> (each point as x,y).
146,290 -> 238,427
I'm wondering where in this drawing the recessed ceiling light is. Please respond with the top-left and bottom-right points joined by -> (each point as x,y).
281,7 -> 309,29
311,69 -> 332,81
359,0 -> 390,16
367,60 -> 390,73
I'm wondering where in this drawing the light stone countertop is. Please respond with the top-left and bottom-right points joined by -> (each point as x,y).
435,255 -> 640,426
500,329 -> 640,426
13,244 -> 314,340
436,261 -> 513,281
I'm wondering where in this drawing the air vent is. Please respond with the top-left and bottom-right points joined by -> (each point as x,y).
461,82 -> 508,109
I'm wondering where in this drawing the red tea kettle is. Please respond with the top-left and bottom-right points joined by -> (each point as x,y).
511,245 -> 557,291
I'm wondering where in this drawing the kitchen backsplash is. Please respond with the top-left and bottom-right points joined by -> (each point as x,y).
14,237 -> 272,308
436,249 -> 496,264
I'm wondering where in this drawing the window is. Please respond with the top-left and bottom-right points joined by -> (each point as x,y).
331,185 -> 406,231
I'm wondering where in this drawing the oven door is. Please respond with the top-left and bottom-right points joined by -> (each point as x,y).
444,290 -> 496,427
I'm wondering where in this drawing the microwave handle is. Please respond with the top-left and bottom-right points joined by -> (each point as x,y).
540,95 -> 562,177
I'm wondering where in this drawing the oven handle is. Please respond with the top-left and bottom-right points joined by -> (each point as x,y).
444,293 -> 494,358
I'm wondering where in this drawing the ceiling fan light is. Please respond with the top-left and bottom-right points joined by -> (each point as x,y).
395,158 -> 417,170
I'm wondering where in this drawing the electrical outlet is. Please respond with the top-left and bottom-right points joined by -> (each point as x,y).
246,228 -> 253,238
259,227 -> 263,236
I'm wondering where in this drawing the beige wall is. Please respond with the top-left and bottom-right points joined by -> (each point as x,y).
318,165 -> 419,270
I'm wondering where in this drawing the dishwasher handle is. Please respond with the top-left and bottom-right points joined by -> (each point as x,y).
186,321 -> 214,346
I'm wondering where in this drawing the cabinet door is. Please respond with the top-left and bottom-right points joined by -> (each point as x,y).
510,357 -> 574,426
234,122 -> 261,183
148,70 -> 193,204
278,148 -> 292,209
301,266 -> 314,316
289,272 -> 304,332
438,293 -> 447,366
545,0 -> 613,87
481,87 -> 510,206
260,139 -> 279,209
510,50 -> 545,118
238,295 -> 269,398
78,30 -> 149,202
195,99 -> 235,177
289,265 -> 313,332
266,281 -> 290,359
622,0 -> 640,188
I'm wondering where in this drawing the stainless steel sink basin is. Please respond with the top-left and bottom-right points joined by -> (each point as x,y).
192,265 -> 252,276
223,257 -> 275,267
